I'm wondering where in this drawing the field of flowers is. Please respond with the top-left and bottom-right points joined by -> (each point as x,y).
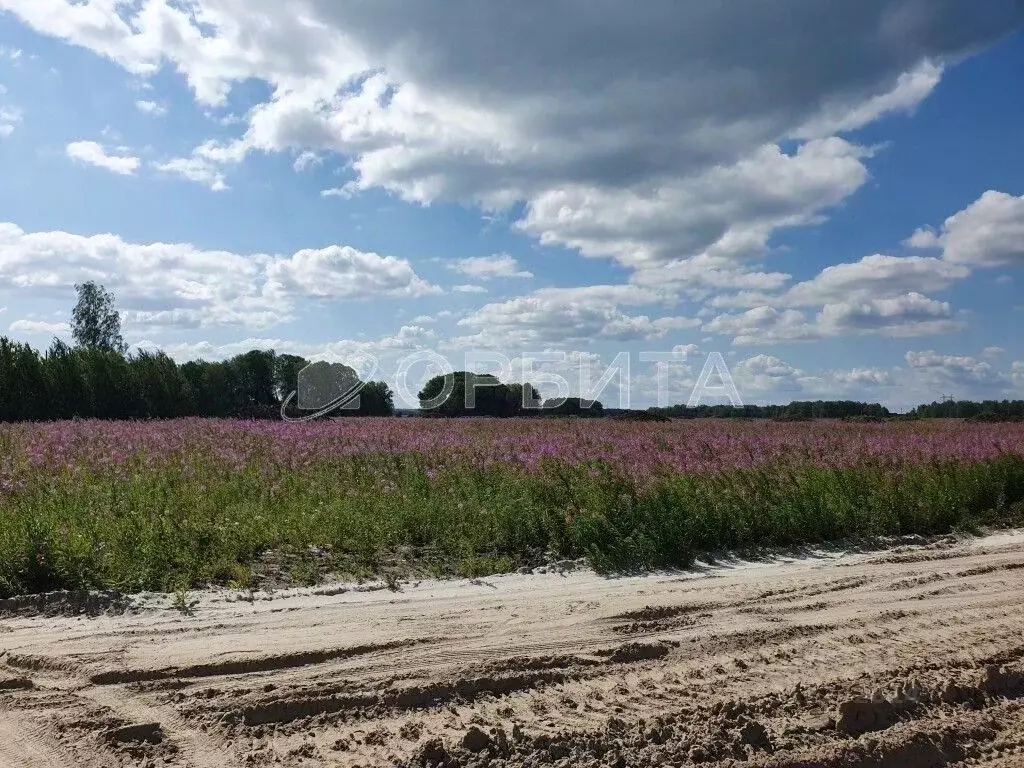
2,417 -> 1024,597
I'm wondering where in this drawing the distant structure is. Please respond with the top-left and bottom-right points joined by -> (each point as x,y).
940,394 -> 957,418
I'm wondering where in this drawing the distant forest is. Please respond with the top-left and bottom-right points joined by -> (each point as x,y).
0,337 -> 395,422
1,283 -> 1021,423
647,401 -> 1024,422
3,335 -> 1024,422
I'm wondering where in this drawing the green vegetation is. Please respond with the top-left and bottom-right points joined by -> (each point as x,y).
908,399 -> 1024,421
541,397 -> 605,417
417,371 -> 542,417
0,340 -> 395,421
2,428 -> 1022,597
1,284 -> 1023,599
650,401 -> 892,420
71,280 -> 127,355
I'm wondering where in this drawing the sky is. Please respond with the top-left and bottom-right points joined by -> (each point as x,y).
0,1 -> 1023,411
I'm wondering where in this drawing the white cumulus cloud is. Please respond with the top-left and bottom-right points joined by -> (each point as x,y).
0,222 -> 439,331
66,140 -> 140,175
450,254 -> 533,280
914,191 -> 1024,267
3,0 -> 1020,274
135,99 -> 167,116
8,319 -> 70,335
0,106 -> 23,138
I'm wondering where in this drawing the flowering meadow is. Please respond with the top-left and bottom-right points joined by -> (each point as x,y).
2,417 -> 1024,597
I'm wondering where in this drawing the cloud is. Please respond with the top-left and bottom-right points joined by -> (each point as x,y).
699,189 -> 1024,337
633,253 -> 792,301
133,337 -> 281,361
705,292 -> 964,345
518,138 -> 873,268
320,182 -> 359,198
982,346 -> 1005,359
452,284 -> 487,294
711,246 -> 977,314
137,324 -> 436,365
1013,361 -> 1024,388
732,355 -> 809,393
65,140 -> 140,175
816,293 -> 963,337
135,99 -> 167,116
293,151 -> 321,172
8,319 -> 70,334
903,227 -> 940,249
0,106 -> 23,138
794,61 -> 943,139
782,254 -> 969,307
703,307 -> 820,346
5,1 -> 1021,270
0,222 -> 438,331
904,350 -> 1010,392
698,183 -> 1024,343
310,325 -> 438,367
909,190 -> 1024,266
730,354 -> 893,397
450,254 -> 532,280
828,368 -> 894,388
4,1 -> 1023,375
152,152 -> 228,191
264,245 -> 441,301
454,284 -> 698,347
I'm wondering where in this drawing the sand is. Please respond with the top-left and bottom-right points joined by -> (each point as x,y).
2,530 -> 1024,767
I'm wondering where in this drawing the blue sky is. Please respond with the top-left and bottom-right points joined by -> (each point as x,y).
0,1 -> 1023,410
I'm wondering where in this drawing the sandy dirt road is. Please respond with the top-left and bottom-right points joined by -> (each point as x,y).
2,531 -> 1024,767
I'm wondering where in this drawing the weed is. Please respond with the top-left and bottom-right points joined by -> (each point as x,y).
0,419 -> 1022,595
170,587 -> 199,616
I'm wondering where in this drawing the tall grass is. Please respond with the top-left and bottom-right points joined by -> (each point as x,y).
1,419 -> 1022,597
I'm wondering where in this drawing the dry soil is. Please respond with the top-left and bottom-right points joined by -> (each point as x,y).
3,531 -> 1024,767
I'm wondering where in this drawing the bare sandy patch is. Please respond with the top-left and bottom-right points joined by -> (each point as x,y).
2,530 -> 1024,766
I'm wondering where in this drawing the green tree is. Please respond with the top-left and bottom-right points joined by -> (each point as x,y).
229,350 -> 277,414
131,350 -> 191,418
44,339 -> 92,419
418,372 -> 541,417
541,396 -> 604,417
351,380 -> 395,416
274,354 -> 309,402
79,348 -> 139,418
180,360 -> 235,417
296,361 -> 361,412
71,282 -> 126,354
0,338 -> 47,421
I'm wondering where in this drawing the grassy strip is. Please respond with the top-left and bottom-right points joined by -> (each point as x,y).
2,453 -> 1024,597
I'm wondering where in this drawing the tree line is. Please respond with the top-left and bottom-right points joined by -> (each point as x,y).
5,339 -> 1024,423
906,400 -> 1024,422
3,283 -> 1022,422
415,372 -> 607,417
0,282 -> 394,421
649,400 -> 1024,422
648,401 -> 892,420
0,339 -> 395,421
